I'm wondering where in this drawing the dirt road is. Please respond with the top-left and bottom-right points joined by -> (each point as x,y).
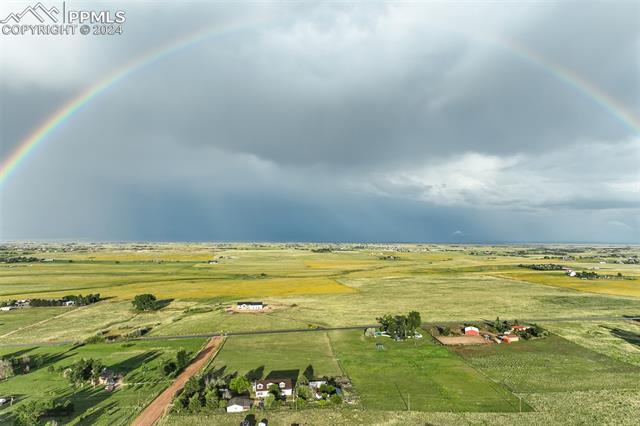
131,337 -> 222,426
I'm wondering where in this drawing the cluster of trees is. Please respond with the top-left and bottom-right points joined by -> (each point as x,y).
30,294 -> 101,307
63,358 -> 104,387
517,324 -> 549,340
132,294 -> 159,311
13,399 -> 74,426
492,317 -> 549,339
493,317 -> 516,333
175,374 -> 228,413
295,376 -> 342,408
0,256 -> 42,263
0,256 -> 41,263
174,371 -> 250,414
0,354 -> 45,378
159,349 -> 189,377
575,271 -> 600,280
518,264 -> 565,271
376,311 -> 422,340
378,255 -> 400,260
310,248 -> 332,253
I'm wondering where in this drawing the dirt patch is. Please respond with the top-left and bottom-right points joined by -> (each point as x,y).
434,335 -> 488,345
131,337 -> 222,426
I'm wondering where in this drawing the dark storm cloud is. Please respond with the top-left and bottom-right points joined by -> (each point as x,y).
0,1 -> 638,243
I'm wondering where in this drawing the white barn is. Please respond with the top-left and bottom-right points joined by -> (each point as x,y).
236,301 -> 264,311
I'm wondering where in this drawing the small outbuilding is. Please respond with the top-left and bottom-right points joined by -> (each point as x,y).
502,334 -> 520,343
236,301 -> 264,311
227,396 -> 252,413
464,326 -> 480,335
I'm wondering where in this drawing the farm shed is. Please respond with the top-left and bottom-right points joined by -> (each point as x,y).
464,326 -> 480,335
227,396 -> 252,413
236,301 -> 264,311
502,334 -> 520,343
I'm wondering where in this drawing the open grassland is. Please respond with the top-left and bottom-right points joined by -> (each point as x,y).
1,243 -> 639,345
0,338 -> 205,425
544,320 -> 640,366
493,269 -> 640,297
3,244 -> 638,303
2,243 -> 640,424
0,307 -> 69,338
453,335 -> 640,393
206,332 -> 342,380
329,330 -> 524,412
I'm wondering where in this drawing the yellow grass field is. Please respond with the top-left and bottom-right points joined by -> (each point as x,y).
1,276 -> 356,301
495,270 -> 640,298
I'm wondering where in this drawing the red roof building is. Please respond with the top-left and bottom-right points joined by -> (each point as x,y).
464,326 -> 480,335
502,334 -> 519,343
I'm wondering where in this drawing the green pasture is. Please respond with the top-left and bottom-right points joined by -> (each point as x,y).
0,338 -> 205,425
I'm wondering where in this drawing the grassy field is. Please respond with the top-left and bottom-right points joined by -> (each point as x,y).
202,330 -> 523,412
0,307 -> 70,338
162,331 -> 640,425
494,270 -> 640,297
453,334 -> 640,393
1,244 -> 639,345
329,330 -> 524,412
543,320 -> 640,367
0,338 -> 205,425
206,332 -> 342,380
1,243 -> 639,424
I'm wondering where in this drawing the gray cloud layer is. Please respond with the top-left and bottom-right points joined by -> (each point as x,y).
1,1 -> 638,243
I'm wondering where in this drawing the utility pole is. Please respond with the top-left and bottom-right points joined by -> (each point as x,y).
408,393 -> 410,411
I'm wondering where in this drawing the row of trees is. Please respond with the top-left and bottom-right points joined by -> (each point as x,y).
29,294 -> 101,307
0,256 -> 41,263
376,311 -> 422,340
518,263 -> 565,271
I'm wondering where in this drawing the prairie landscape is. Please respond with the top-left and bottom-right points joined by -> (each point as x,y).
0,243 -> 638,425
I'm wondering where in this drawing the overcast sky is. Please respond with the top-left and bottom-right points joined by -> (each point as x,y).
1,1 -> 638,243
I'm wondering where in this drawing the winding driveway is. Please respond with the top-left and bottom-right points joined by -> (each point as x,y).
131,337 -> 222,426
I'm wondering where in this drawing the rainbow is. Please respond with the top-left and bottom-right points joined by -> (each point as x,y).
0,15 -> 268,185
1,19 -> 638,186
499,38 -> 640,133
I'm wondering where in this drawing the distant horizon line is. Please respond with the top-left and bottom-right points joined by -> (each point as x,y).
1,239 -> 638,247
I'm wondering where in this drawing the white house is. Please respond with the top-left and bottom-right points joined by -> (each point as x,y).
226,396 -> 252,413
236,301 -> 264,311
63,300 -> 76,307
0,306 -> 16,311
254,379 -> 293,398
